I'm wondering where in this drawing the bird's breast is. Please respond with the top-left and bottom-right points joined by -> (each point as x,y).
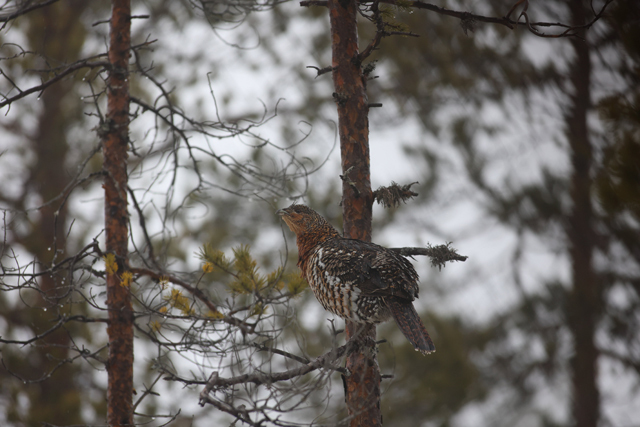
301,246 -> 391,324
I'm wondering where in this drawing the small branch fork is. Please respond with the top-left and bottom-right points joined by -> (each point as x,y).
357,0 -> 419,63
300,0 -> 614,39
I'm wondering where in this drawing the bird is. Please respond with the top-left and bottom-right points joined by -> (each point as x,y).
278,203 -> 435,355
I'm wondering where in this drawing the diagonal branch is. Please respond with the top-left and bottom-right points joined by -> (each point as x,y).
129,267 -> 255,334
0,60 -> 110,110
0,317 -> 67,345
198,340 -> 358,404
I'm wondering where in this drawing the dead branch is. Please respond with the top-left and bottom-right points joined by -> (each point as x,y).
198,339 -> 358,403
251,342 -> 311,365
358,1 -> 385,62
373,181 -> 419,208
305,65 -> 336,77
129,267 -> 255,334
391,243 -> 468,269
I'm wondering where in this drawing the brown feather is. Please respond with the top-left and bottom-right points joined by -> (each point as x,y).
386,297 -> 436,355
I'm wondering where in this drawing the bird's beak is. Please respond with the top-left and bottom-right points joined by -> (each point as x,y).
276,208 -> 287,216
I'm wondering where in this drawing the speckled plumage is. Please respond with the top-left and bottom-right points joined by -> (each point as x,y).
278,204 -> 435,354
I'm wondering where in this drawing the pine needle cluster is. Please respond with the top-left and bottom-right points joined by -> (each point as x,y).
198,244 -> 307,298
151,244 -> 308,333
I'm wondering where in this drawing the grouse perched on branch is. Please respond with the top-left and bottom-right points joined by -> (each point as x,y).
278,204 -> 435,355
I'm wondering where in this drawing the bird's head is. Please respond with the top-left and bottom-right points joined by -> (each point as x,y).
277,204 -> 339,241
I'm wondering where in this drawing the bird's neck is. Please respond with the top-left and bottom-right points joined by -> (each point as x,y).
295,226 -> 339,263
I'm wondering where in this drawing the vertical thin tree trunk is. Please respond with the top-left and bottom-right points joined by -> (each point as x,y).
566,1 -> 600,426
327,0 -> 380,425
104,1 -> 133,426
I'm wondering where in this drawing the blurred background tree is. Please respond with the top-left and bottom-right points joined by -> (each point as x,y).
1,2 -> 104,424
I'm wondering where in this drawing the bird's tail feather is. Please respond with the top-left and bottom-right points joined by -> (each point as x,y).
387,298 -> 436,355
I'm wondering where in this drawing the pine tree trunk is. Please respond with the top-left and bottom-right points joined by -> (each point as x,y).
24,2 -> 87,423
328,0 -> 380,425
104,1 -> 133,425
566,1 -> 600,426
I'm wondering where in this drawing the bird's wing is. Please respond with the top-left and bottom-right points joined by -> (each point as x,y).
313,238 -> 419,301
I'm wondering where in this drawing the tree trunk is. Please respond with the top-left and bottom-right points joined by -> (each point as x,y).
104,1 -> 133,426
328,0 -> 380,425
22,2 -> 88,423
566,1 -> 600,426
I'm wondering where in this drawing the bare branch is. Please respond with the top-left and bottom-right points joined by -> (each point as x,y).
251,342 -> 311,365
0,316 -> 67,345
305,65 -> 336,76
198,340 -> 358,402
390,243 -> 468,269
0,60 -> 109,110
129,267 -> 255,334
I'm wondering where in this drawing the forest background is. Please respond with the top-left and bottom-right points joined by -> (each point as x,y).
1,0 -> 639,426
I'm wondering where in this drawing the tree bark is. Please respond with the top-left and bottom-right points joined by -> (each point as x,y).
566,1 -> 600,426
328,0 -> 380,425
104,1 -> 133,426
